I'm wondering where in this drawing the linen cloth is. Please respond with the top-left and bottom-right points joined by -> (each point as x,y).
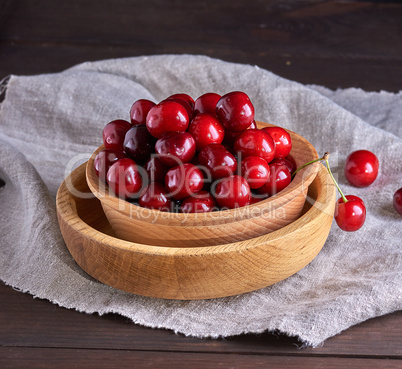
0,55 -> 401,347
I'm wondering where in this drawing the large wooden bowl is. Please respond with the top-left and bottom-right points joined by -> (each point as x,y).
57,162 -> 335,300
85,122 -> 320,247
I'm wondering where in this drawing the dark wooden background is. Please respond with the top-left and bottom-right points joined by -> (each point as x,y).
1,0 -> 402,368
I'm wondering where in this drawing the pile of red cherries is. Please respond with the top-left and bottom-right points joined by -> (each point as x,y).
94,90 -> 402,232
95,91 -> 295,214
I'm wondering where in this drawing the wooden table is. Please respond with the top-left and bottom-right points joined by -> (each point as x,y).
1,1 -> 401,368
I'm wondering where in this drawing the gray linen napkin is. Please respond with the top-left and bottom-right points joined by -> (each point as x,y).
0,55 -> 401,347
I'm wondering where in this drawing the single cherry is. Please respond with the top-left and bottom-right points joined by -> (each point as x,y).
262,126 -> 292,158
188,113 -> 225,151
213,175 -> 251,209
146,100 -> 189,138
393,188 -> 402,216
335,195 -> 366,232
344,150 -> 379,187
139,182 -> 172,211
258,162 -> 291,196
181,191 -> 217,213
106,158 -> 143,200
155,131 -> 196,167
198,143 -> 237,180
222,120 -> 257,149
271,156 -> 296,175
123,125 -> 156,164
102,119 -> 132,151
165,163 -> 204,200
129,99 -> 155,126
234,129 -> 276,163
240,156 -> 270,189
193,92 -> 221,116
166,93 -> 195,109
144,156 -> 169,183
216,91 -> 255,132
94,149 -> 127,182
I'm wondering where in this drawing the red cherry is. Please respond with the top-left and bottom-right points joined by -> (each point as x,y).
165,163 -> 204,200
222,120 -> 257,149
181,191 -> 217,213
146,101 -> 189,138
213,175 -> 251,209
94,149 -> 127,182
129,99 -> 155,126
106,158 -> 143,200
144,156 -> 169,183
188,113 -> 225,151
262,126 -> 292,158
271,157 -> 296,175
335,195 -> 366,231
139,182 -> 172,211
194,93 -> 221,116
234,129 -> 276,163
155,131 -> 196,167
102,119 -> 132,151
393,188 -> 402,216
166,93 -> 195,109
240,156 -> 270,189
345,150 -> 379,187
198,143 -> 237,180
123,125 -> 156,164
258,162 -> 291,196
216,91 -> 255,132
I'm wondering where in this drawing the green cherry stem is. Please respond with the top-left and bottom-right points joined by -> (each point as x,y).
323,152 -> 348,203
292,152 -> 348,203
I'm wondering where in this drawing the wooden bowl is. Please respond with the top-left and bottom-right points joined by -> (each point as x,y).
57,162 -> 335,300
85,122 -> 320,247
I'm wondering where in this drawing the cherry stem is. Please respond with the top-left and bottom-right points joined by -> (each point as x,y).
292,152 -> 348,203
323,153 -> 348,203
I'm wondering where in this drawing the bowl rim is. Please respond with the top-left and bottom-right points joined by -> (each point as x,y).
58,163 -> 335,256
85,121 -> 319,223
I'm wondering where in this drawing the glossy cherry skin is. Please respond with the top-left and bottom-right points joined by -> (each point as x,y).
258,162 -> 291,196
155,131 -> 196,167
213,175 -> 251,209
144,155 -> 169,183
123,125 -> 156,164
222,120 -> 257,149
193,92 -> 221,116
393,188 -> 402,216
139,182 -> 172,211
146,100 -> 189,138
262,126 -> 292,158
335,195 -> 366,231
106,158 -> 143,200
216,91 -> 255,132
165,163 -> 204,200
198,143 -> 237,180
240,156 -> 270,189
166,93 -> 195,109
94,149 -> 127,182
129,99 -> 155,126
188,113 -> 225,151
102,119 -> 132,151
181,191 -> 217,213
345,150 -> 379,187
234,129 -> 276,163
271,156 -> 296,175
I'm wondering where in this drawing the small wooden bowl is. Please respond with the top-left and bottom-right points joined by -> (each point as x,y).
56,162 -> 335,300
85,122 -> 320,247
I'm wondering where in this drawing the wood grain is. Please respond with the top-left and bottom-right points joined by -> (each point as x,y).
86,122 -> 320,247
2,282 -> 402,357
57,157 -> 334,299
